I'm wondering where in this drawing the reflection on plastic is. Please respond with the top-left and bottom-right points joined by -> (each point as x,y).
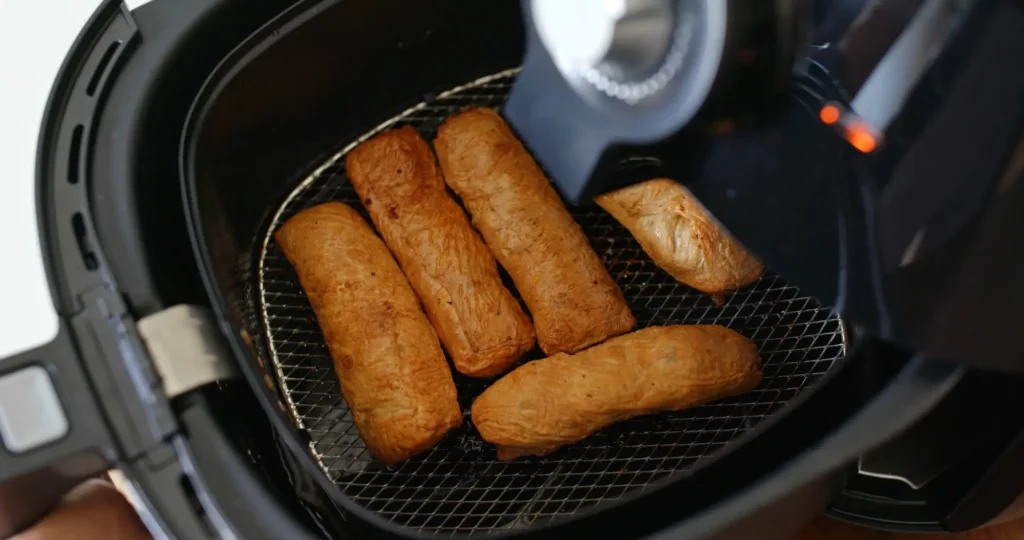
819,102 -> 882,154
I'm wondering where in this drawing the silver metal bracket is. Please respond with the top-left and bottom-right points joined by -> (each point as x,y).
138,305 -> 236,398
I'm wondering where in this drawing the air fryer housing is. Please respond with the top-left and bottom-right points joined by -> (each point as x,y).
2,0 -> 1024,539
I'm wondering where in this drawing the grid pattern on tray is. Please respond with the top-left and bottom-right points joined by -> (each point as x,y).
257,69 -> 847,535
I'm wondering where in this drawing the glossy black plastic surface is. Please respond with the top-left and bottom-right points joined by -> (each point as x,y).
827,369 -> 1024,531
655,354 -> 964,539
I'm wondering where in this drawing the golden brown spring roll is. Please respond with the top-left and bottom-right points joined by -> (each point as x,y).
274,202 -> 461,464
472,325 -> 762,460
434,107 -> 635,355
595,178 -> 763,294
346,127 -> 536,377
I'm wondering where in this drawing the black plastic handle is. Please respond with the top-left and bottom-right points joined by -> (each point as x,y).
1,0 -> 317,535
0,325 -> 114,539
0,324 -> 320,540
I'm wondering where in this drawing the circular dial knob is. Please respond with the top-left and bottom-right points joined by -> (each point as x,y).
508,0 -> 811,204
530,0 -> 725,105
532,0 -> 676,80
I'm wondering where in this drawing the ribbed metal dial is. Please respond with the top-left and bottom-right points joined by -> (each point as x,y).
531,0 -> 724,106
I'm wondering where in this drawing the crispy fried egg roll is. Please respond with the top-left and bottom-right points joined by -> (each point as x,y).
595,178 -> 763,294
434,108 -> 635,355
346,127 -> 535,377
472,325 -> 762,460
275,202 -> 461,464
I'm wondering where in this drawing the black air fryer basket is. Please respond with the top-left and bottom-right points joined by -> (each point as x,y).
183,0 -> 851,537
182,0 -> 852,536
13,0 -> 1020,538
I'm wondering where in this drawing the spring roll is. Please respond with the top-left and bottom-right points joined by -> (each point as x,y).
346,127 -> 536,377
274,202 -> 461,464
434,107 -> 635,355
472,325 -> 762,460
595,178 -> 763,294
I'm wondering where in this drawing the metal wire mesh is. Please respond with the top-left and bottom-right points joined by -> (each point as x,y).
257,69 -> 847,535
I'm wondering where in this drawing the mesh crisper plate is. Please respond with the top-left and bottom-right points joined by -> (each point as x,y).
258,69 -> 847,535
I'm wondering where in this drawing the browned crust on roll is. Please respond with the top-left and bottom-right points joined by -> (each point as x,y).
595,178 -> 764,294
274,202 -> 462,464
471,325 -> 762,460
434,107 -> 635,355
346,127 -> 536,377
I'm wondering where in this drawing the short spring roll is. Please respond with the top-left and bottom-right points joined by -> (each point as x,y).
595,178 -> 764,294
274,202 -> 461,464
346,127 -> 535,377
434,107 -> 635,355
472,325 -> 762,460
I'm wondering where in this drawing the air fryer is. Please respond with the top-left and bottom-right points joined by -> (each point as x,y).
3,0 -> 1024,539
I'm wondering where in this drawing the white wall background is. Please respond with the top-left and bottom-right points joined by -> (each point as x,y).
0,0 -> 106,358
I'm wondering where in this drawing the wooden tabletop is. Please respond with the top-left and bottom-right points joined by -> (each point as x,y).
795,516 -> 1024,540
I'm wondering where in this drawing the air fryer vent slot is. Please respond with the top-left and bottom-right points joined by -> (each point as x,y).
86,40 -> 121,97
72,212 -> 98,271
257,69 -> 847,534
68,124 -> 83,185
